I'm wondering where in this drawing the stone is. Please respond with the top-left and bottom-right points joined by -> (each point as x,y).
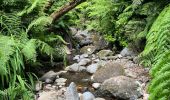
66,63 -> 86,72
93,61 -> 125,83
66,82 -> 79,100
45,78 -> 53,84
80,39 -> 93,46
55,78 -> 67,83
80,54 -> 89,59
80,46 -> 96,54
98,76 -> 142,99
91,34 -> 108,50
40,71 -> 58,82
97,50 -> 113,58
70,27 -> 78,35
37,88 -> 66,100
120,47 -> 136,57
73,55 -> 80,62
66,63 -> 79,72
80,92 -> 95,100
87,63 -> 101,74
94,98 -> 105,100
92,83 -> 101,89
35,81 -> 43,91
78,58 -> 91,66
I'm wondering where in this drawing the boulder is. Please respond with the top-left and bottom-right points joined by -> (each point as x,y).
93,61 -> 125,83
80,46 -> 96,54
66,82 -> 79,100
98,76 -> 142,99
120,47 -> 136,57
96,50 -> 114,58
39,71 -> 58,82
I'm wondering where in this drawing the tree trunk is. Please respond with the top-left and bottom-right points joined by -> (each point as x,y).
50,0 -> 86,22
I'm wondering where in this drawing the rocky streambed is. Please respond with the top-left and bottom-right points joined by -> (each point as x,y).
35,29 -> 150,100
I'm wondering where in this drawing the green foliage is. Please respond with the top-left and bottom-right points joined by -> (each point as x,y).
140,4 -> 170,100
0,0 -> 71,99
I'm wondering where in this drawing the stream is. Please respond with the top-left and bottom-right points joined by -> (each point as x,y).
35,28 -> 150,100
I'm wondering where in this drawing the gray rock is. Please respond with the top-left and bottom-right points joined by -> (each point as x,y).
35,81 -> 43,91
93,61 -> 125,83
80,46 -> 96,54
55,78 -> 67,83
98,76 -> 142,99
81,92 -> 95,100
40,71 -> 58,82
78,58 -> 91,66
66,63 -> 86,72
120,47 -> 136,57
66,82 -> 79,100
92,83 -> 101,89
80,54 -> 89,59
91,34 -> 108,50
80,39 -> 93,46
73,55 -> 80,62
45,78 -> 53,84
70,27 -> 78,35
87,63 -> 101,74
97,50 -> 113,58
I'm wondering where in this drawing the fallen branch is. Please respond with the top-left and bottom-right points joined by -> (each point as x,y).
50,0 -> 86,22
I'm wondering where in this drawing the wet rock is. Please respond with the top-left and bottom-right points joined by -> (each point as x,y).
80,92 -> 95,100
87,63 -> 101,74
35,81 -> 43,91
93,61 -> 125,83
40,71 -> 58,82
66,82 -> 79,100
80,46 -> 96,54
97,50 -> 114,58
78,58 -> 91,66
120,47 -> 136,57
98,76 -> 142,99
92,83 -> 101,89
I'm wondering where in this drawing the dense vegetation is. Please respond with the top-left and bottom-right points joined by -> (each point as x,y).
1,0 -> 170,99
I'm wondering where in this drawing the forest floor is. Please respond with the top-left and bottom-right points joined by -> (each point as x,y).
35,28 -> 150,100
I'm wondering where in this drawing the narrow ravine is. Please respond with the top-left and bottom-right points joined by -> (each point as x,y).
35,28 -> 150,100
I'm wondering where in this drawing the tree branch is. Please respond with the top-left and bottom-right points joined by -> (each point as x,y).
50,0 -> 86,22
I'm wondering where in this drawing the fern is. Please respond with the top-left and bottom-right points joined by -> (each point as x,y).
139,4 -> 170,100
